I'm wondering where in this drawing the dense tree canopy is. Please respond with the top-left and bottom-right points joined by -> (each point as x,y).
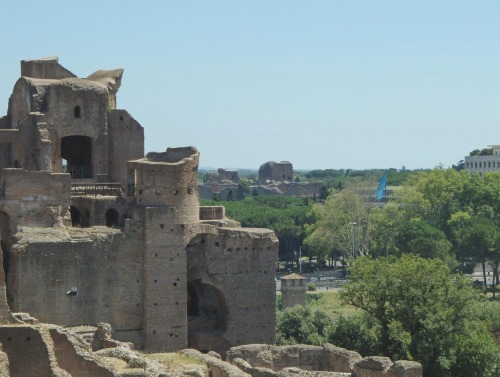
340,255 -> 500,377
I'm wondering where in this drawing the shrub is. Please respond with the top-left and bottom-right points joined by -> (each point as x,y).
276,305 -> 332,346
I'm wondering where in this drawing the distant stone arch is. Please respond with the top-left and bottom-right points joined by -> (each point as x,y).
105,208 -> 119,228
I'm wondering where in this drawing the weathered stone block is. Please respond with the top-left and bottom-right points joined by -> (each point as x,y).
353,356 -> 394,377
323,343 -> 362,373
391,360 -> 422,377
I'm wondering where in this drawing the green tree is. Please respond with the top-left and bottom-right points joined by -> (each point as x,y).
319,185 -> 329,200
451,215 -> 497,284
236,180 -> 251,200
393,219 -> 454,268
340,255 -> 499,377
276,305 -> 332,346
304,187 -> 370,265
328,313 -> 381,357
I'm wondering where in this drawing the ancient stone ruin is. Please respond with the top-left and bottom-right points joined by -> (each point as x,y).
0,57 -> 423,377
0,57 -> 278,354
258,161 -> 294,183
199,161 -> 322,199
224,343 -> 422,377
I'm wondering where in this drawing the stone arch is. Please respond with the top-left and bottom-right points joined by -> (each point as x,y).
187,233 -> 231,354
69,206 -> 80,227
105,208 -> 119,227
61,135 -> 92,179
187,279 -> 228,332
187,279 -> 229,354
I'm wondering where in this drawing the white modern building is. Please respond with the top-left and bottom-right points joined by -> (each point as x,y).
464,145 -> 500,174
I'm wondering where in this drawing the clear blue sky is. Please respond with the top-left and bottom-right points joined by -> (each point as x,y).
1,1 -> 499,170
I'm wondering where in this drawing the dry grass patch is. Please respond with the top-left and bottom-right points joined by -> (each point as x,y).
145,352 -> 207,368
306,291 -> 359,320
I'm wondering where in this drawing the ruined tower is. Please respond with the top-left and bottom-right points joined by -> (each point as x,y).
0,57 -> 278,354
280,273 -> 308,309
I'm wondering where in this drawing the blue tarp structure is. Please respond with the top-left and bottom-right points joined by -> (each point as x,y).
375,171 -> 387,201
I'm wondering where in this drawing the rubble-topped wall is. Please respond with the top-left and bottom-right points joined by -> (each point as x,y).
21,57 -> 76,80
0,169 -> 71,229
227,344 -> 422,377
200,206 -> 225,221
8,227 -> 143,345
218,168 -> 240,183
0,325 -> 66,377
107,109 -> 144,187
146,146 -> 197,163
48,326 -> 115,377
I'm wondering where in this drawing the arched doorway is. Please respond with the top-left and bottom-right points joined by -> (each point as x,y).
187,280 -> 228,331
105,209 -> 119,227
69,206 -> 80,227
61,136 -> 92,179
187,233 -> 232,354
187,279 -> 229,352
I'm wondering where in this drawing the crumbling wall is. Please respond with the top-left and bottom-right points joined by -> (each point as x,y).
0,169 -> 71,231
8,227 -> 143,346
48,326 -> 115,377
218,169 -> 240,183
199,206 -> 225,221
258,161 -> 293,183
0,239 -> 17,325
20,57 -> 76,80
278,182 -> 322,197
227,344 -> 422,377
187,227 -> 278,354
182,348 -> 251,377
0,325 -> 68,377
107,109 -> 144,187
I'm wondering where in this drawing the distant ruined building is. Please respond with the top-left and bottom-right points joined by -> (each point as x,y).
200,161 -> 321,200
0,57 -> 278,354
258,161 -> 293,183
